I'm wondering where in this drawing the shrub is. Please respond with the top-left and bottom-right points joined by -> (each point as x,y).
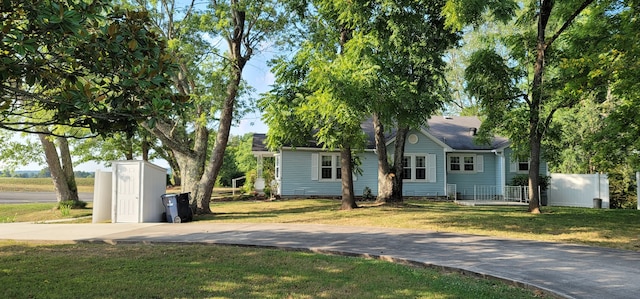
362,186 -> 375,201
510,174 -> 550,191
57,200 -> 87,209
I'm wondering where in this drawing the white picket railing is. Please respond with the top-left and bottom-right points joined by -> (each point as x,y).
446,184 -> 457,200
469,185 -> 530,202
504,186 -> 529,202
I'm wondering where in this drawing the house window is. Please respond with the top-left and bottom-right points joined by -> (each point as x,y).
416,156 -> 426,180
320,154 -> 341,181
464,156 -> 475,171
403,154 -> 431,181
449,154 -> 478,173
403,156 -> 412,179
450,156 -> 461,171
321,155 -> 333,179
510,156 -> 530,173
518,158 -> 529,172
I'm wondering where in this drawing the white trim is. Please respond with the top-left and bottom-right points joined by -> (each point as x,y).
510,156 -> 530,173
274,154 -> 281,180
311,153 -> 318,181
427,153 -> 437,183
402,153 -> 436,183
447,153 -> 481,173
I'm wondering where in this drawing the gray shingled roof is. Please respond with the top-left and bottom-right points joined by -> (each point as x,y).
425,116 -> 510,150
251,116 -> 510,152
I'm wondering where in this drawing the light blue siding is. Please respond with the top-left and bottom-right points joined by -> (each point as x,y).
387,130 -> 446,196
279,149 -> 378,197
504,148 -> 548,185
277,134 -> 548,199
447,152 -> 498,198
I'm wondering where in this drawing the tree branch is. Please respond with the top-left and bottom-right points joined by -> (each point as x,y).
545,0 -> 596,49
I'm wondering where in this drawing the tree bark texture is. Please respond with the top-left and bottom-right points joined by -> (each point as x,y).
374,114 -> 393,202
57,137 -> 78,201
373,114 -> 409,204
340,146 -> 358,210
38,134 -> 78,202
391,126 -> 409,201
192,5 -> 249,213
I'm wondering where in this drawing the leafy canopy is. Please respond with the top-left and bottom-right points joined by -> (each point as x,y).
1,0 -> 187,135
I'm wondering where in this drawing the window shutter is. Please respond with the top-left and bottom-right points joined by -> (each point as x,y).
428,154 -> 437,183
510,160 -> 517,172
311,153 -> 318,180
476,155 -> 484,172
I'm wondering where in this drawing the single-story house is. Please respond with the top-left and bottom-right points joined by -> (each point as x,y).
252,116 -> 547,200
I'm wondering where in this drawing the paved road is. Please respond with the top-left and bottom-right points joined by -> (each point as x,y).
1,222 -> 639,299
0,192 -> 93,204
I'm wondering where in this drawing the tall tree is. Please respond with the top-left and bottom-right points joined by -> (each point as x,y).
362,0 -> 459,203
131,0 -> 291,213
261,0 -> 458,206
444,0 -> 610,213
260,0 -> 373,209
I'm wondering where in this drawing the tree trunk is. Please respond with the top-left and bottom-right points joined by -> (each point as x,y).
527,0 -> 554,213
191,6 -> 251,214
528,131 -> 542,213
340,146 -> 358,210
141,138 -> 150,161
390,126 -> 409,201
145,2 -> 253,214
374,114 -> 393,202
374,114 -> 409,204
38,134 -> 76,202
57,137 -> 79,202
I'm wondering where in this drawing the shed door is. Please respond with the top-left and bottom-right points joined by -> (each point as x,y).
114,163 -> 140,223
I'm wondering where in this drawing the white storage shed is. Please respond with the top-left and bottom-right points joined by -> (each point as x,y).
111,160 -> 167,223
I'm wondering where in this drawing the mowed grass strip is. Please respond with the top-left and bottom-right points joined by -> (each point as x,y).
0,177 -> 94,193
0,241 -> 548,299
0,203 -> 92,223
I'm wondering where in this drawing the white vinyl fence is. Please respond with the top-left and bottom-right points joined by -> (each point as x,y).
548,173 -> 609,209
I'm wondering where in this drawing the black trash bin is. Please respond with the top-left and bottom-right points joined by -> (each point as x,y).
593,198 -> 602,209
161,193 -> 193,223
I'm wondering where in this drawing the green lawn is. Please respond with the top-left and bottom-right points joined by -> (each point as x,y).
0,177 -> 95,192
0,241 -> 547,299
2,192 -> 637,298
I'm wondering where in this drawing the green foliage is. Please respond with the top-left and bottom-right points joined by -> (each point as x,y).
217,134 -> 257,187
362,186 -> 375,201
607,167 -> 638,209
1,0 -> 187,135
443,0 -> 518,30
510,174 -> 550,191
58,200 -> 88,210
242,169 -> 257,194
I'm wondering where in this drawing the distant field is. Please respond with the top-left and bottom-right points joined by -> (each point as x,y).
0,177 -> 95,193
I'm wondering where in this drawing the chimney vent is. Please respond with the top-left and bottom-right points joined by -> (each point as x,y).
469,127 -> 477,136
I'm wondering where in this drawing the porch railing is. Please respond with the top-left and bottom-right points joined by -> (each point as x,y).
446,184 -> 457,200
470,185 -> 532,202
